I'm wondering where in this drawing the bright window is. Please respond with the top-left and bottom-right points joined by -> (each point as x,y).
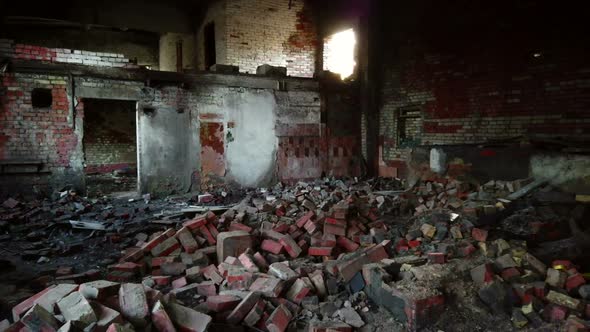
323,28 -> 357,80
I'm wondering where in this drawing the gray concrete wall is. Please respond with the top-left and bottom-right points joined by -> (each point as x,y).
137,103 -> 199,195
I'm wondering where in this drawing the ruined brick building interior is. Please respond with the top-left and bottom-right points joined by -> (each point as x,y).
1,0 -> 589,331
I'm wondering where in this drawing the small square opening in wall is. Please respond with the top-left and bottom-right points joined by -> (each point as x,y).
397,108 -> 422,148
32,88 -> 52,108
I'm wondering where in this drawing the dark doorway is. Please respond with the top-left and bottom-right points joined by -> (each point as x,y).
204,22 -> 216,70
82,99 -> 138,196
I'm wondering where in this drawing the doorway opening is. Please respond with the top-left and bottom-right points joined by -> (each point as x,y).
82,99 -> 138,197
204,22 -> 216,70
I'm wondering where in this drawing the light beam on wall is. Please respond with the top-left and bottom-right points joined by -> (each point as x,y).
323,28 -> 356,80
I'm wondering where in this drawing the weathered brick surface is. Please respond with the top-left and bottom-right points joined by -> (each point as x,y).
0,39 -> 138,68
376,11 -> 590,175
196,0 -> 317,77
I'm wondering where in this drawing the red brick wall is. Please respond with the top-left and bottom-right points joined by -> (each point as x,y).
1,39 -> 139,68
378,2 -> 590,173
1,73 -> 76,166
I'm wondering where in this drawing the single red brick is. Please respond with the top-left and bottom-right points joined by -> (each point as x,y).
337,236 -> 359,252
304,219 -> 319,234
285,279 -> 310,304
152,256 -> 176,268
202,265 -> 224,284
227,292 -> 261,324
206,223 -> 219,239
196,281 -> 217,296
320,233 -> 337,247
308,247 -> 333,256
266,304 -> 292,332
183,217 -> 207,231
408,240 -> 421,248
279,236 -> 302,258
365,243 -> 389,262
229,222 -> 253,233
471,228 -> 488,242
143,229 -> 176,251
566,274 -> 586,292
427,252 -> 446,264
172,277 -> 188,289
109,262 -> 144,275
296,211 -> 314,228
261,239 -> 283,255
239,253 -> 259,272
198,225 -> 216,245
253,252 -> 269,270
120,248 -> 144,263
206,295 -> 241,312
500,267 -> 521,281
152,276 -> 171,286
273,222 -> 289,233
324,223 -> 346,236
176,227 -> 199,253
325,217 -> 346,226
544,304 -> 568,322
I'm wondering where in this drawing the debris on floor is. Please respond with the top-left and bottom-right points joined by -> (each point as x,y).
1,176 -> 589,331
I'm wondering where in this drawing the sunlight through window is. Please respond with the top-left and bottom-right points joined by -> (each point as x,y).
323,28 -> 356,80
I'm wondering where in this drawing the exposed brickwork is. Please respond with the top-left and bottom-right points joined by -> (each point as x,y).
1,73 -> 74,166
0,73 -> 79,194
379,49 -> 590,170
83,99 -> 137,174
0,39 -> 139,68
197,0 -> 317,77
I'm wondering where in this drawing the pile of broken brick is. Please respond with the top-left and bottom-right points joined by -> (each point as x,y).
2,176 -> 590,331
1,181 -> 398,332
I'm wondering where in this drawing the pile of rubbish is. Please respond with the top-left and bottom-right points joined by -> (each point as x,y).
0,176 -> 589,331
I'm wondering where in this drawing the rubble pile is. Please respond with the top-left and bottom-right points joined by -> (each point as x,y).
0,177 -> 589,331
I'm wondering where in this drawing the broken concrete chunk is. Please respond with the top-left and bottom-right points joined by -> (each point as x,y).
80,280 -> 120,300
57,291 -> 98,327
118,283 -> 149,327
268,263 -> 298,280
21,304 -> 61,331
337,307 -> 364,328
167,303 -> 212,332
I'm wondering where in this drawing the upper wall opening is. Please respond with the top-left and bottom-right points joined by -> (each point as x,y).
323,28 -> 356,80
